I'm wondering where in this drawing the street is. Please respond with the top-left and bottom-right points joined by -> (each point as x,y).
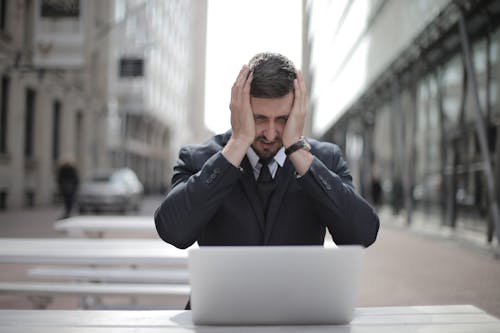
0,196 -> 499,318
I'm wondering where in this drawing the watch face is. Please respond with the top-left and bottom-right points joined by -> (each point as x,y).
304,139 -> 311,151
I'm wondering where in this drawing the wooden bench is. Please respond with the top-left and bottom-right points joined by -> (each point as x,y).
54,216 -> 156,238
0,282 -> 190,309
0,238 -> 190,267
28,266 -> 190,284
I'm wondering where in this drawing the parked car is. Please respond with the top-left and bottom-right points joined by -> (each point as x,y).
77,168 -> 144,213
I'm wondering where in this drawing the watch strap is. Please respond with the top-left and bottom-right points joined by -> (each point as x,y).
285,136 -> 311,156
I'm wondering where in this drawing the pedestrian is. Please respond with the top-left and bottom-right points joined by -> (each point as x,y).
371,176 -> 383,207
154,52 -> 380,308
57,158 -> 79,219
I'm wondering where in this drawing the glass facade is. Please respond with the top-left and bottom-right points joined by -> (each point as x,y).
307,0 -> 500,244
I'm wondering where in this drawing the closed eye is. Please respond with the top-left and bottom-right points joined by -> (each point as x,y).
277,116 -> 288,123
254,115 -> 267,123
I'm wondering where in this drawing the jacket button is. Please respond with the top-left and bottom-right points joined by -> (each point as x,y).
206,172 -> 218,184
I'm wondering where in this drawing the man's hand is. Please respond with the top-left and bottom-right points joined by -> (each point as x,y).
282,70 -> 308,149
283,71 -> 313,176
229,65 -> 255,145
222,65 -> 255,167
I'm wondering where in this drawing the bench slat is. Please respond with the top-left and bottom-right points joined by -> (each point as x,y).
28,267 -> 189,284
0,282 -> 190,297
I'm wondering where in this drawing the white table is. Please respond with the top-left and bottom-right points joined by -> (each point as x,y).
54,216 -> 156,238
0,305 -> 498,332
0,238 -> 190,266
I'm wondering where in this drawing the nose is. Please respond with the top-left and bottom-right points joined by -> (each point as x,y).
263,120 -> 276,141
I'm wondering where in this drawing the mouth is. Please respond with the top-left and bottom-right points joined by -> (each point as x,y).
253,136 -> 282,156
259,138 -> 277,148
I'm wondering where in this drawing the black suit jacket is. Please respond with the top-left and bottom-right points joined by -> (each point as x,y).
155,131 -> 379,248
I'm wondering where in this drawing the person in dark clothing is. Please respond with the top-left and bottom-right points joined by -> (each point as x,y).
155,52 -> 379,249
155,52 -> 380,310
371,176 -> 383,207
57,159 -> 79,219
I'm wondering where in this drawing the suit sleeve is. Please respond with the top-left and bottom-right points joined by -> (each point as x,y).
154,147 -> 242,249
297,143 -> 379,247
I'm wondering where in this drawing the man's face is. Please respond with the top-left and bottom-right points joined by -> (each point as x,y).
250,92 -> 294,160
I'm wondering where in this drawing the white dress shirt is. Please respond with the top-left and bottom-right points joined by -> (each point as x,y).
246,147 -> 286,180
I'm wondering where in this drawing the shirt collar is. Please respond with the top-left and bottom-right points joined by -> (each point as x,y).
246,146 -> 286,168
247,146 -> 286,180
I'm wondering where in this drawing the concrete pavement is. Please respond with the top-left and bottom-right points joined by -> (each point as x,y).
359,213 -> 500,318
0,196 -> 499,318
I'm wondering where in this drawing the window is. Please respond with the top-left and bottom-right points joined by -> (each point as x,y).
0,0 -> 7,32
490,29 -> 500,121
0,75 -> 9,153
441,55 -> 463,128
24,88 -> 36,158
0,190 -> 6,210
119,58 -> 144,77
75,110 -> 83,165
40,0 -> 79,18
52,100 -> 61,161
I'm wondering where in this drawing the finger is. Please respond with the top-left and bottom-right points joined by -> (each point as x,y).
297,70 -> 306,90
234,65 -> 249,90
231,65 -> 248,106
291,77 -> 302,113
297,71 -> 307,106
233,66 -> 250,102
295,71 -> 307,112
242,71 -> 253,105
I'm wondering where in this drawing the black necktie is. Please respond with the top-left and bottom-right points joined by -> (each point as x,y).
257,159 -> 275,215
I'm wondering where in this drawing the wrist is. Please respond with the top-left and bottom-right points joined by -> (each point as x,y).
230,134 -> 253,148
283,133 -> 305,149
284,136 -> 311,156
283,138 -> 299,150
288,148 -> 314,176
222,136 -> 252,167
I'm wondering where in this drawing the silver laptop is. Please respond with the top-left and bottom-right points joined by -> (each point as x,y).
188,245 -> 363,325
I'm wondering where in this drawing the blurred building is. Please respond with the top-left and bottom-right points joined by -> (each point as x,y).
0,0 -> 209,210
107,0 -> 210,194
0,0 -> 112,210
304,0 -> 500,246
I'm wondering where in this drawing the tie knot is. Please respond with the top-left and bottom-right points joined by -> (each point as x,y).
258,159 -> 273,183
259,158 -> 272,166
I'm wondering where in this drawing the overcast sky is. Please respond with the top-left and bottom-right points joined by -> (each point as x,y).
204,0 -> 303,134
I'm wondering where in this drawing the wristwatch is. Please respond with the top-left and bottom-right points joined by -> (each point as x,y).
285,136 -> 311,156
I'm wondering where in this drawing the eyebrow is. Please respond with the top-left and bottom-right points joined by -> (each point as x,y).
253,113 -> 289,119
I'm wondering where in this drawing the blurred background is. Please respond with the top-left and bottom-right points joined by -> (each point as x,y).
1,0 -> 500,248
1,0 -> 500,315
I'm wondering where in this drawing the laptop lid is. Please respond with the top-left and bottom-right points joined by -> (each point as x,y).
188,245 -> 363,325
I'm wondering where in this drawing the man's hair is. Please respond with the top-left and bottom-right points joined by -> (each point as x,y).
248,52 -> 297,98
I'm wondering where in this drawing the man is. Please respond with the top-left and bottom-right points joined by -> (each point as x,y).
155,52 -> 379,249
57,158 -> 79,219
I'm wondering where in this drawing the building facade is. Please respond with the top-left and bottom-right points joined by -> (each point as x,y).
0,0 -> 112,209
0,0 -> 209,209
305,0 -> 500,247
107,0 -> 210,194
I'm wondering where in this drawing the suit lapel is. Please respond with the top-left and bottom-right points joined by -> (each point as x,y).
239,157 -> 266,231
264,159 -> 294,243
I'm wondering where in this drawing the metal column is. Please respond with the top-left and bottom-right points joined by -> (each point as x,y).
457,6 -> 500,245
391,77 -> 404,215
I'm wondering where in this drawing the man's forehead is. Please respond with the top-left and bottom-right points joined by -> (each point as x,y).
250,93 -> 293,104
250,94 -> 293,117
